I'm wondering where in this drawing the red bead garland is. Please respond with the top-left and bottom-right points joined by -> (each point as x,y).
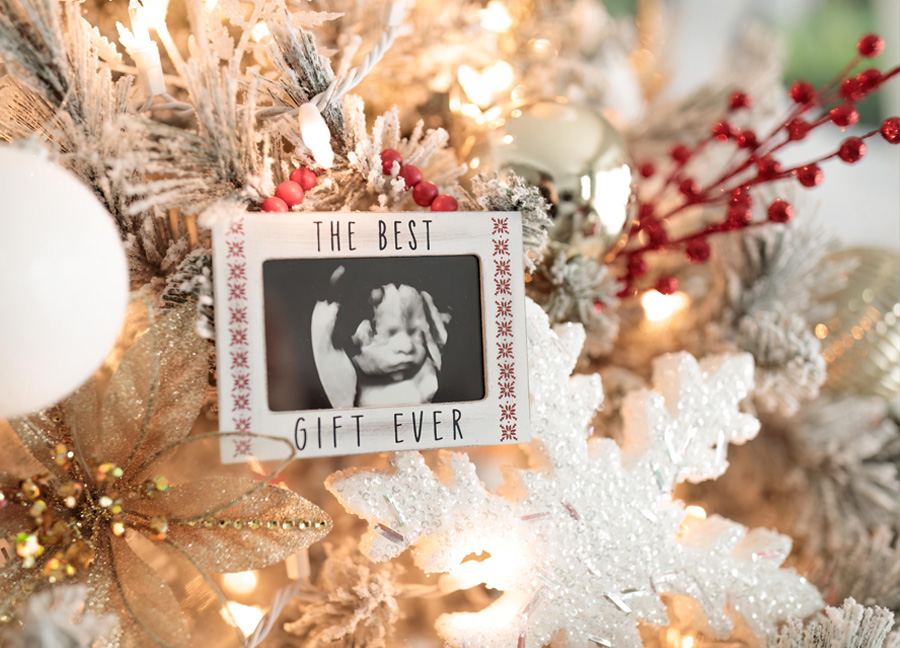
261,166 -> 318,211
289,167 -> 317,191
380,150 -> 458,211
261,196 -> 289,212
380,149 -> 402,174
789,81 -> 817,106
275,180 -> 304,207
729,91 -> 752,111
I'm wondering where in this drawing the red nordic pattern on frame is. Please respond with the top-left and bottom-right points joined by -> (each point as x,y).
492,214 -> 517,442
225,215 -> 253,456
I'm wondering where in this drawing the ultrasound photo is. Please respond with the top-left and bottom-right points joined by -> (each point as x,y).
263,256 -> 485,411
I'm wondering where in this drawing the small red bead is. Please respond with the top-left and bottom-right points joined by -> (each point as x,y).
730,187 -> 753,207
645,223 -> 669,247
857,68 -> 882,93
592,300 -> 605,313
787,118 -> 811,141
431,194 -> 458,211
638,162 -> 656,178
796,164 -> 824,188
627,254 -> 648,279
655,276 -> 679,295
289,167 -> 317,191
616,279 -> 635,300
729,91 -> 752,110
840,78 -> 865,103
679,178 -> 702,201
638,203 -> 655,222
670,144 -> 692,165
727,205 -> 753,227
737,129 -> 759,149
767,199 -> 794,223
413,180 -> 439,207
261,196 -> 289,212
857,33 -> 885,58
712,121 -> 734,142
880,117 -> 900,144
398,165 -> 423,189
788,81 -> 817,106
756,155 -> 783,179
381,149 -> 402,174
838,137 -> 866,163
686,239 -> 711,263
275,180 -> 304,207
830,103 -> 859,128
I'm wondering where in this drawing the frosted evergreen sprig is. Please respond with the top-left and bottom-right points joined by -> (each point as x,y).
530,243 -> 622,356
469,171 -> 552,269
160,248 -> 215,339
732,311 -> 827,416
768,598 -> 897,648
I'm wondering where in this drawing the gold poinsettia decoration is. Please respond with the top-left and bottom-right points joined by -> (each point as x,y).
0,301 -> 331,647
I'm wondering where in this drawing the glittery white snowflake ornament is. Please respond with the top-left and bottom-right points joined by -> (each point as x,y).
326,300 -> 823,648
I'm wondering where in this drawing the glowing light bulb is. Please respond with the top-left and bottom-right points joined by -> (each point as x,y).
205,0 -> 218,10
117,0 -> 166,97
684,505 -> 706,521
128,0 -> 151,44
641,290 -> 690,323
458,61 -> 515,109
297,103 -> 334,169
251,21 -> 271,43
222,571 -> 258,595
223,602 -> 264,636
480,1 -> 513,33
681,636 -> 695,648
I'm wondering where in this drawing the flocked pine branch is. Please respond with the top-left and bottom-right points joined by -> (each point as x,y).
767,598 -> 897,648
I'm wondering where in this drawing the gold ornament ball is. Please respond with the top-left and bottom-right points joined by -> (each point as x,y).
816,247 -> 900,405
487,98 -> 634,260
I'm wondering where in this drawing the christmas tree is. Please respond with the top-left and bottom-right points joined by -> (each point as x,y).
0,1 -> 898,647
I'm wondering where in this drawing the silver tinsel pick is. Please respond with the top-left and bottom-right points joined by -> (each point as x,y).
767,598 -> 897,648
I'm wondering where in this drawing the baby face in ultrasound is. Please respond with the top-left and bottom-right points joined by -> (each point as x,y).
351,284 -> 430,377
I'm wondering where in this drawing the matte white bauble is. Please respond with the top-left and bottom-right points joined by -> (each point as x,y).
0,146 -> 129,419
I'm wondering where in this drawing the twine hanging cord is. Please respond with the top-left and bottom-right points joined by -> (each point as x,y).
257,0 -> 406,120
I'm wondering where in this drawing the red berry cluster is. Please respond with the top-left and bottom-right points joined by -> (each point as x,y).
261,167 -> 318,212
618,32 -> 899,298
380,149 -> 459,211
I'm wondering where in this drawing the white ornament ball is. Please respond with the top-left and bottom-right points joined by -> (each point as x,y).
0,146 -> 129,419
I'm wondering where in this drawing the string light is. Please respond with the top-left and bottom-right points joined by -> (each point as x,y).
223,602 -> 264,636
641,290 -> 690,323
222,571 -> 259,595
251,21 -> 271,43
458,62 -> 515,108
479,1 -> 513,33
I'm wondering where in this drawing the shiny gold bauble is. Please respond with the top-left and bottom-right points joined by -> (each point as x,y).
816,248 -> 900,404
487,98 -> 635,261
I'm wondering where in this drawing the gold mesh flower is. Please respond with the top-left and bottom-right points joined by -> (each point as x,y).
0,301 -> 331,647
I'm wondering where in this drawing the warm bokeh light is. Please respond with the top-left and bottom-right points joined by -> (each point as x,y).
223,602 -> 264,636
641,290 -> 690,323
458,62 -> 515,108
222,570 -> 259,595
683,505 -> 707,521
251,21 -> 271,43
479,1 -> 513,33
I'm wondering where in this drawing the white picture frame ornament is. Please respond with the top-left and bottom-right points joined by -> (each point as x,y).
212,211 -> 531,462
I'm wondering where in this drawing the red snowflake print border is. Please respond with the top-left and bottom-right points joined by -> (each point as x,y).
492,215 -> 518,443
225,216 -> 253,458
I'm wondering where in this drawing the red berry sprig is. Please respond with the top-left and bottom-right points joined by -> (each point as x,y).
621,32 -> 899,295
380,149 -> 458,211
261,166 -> 318,212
